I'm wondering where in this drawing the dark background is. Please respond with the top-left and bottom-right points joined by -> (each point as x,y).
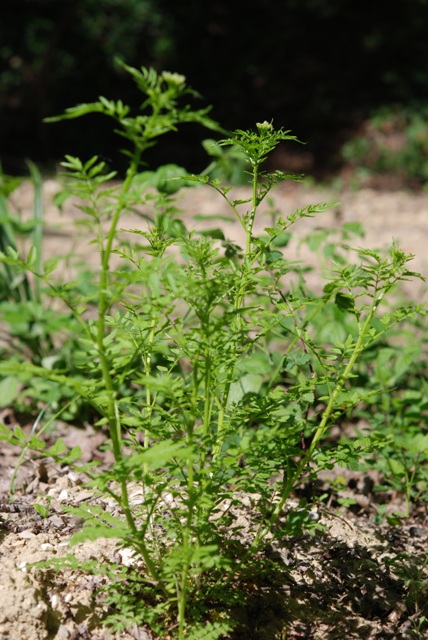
1,0 -> 428,177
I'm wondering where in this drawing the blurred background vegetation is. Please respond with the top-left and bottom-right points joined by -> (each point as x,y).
1,0 -> 428,184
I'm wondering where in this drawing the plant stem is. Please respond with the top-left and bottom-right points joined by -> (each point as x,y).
249,301 -> 379,551
96,151 -> 140,457
28,161 -> 43,304
246,162 -> 258,257
94,151 -> 151,559
177,413 -> 198,639
216,161 -> 260,453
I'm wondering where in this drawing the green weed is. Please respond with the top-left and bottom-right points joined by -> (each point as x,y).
342,103 -> 428,187
0,63 -> 426,638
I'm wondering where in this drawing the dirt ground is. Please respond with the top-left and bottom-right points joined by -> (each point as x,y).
1,179 -> 428,639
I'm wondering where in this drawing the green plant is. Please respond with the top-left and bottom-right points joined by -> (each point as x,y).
0,64 -> 425,638
0,164 -> 98,422
34,495 -> 52,519
342,104 -> 428,186
385,552 -> 428,637
201,137 -> 250,184
0,163 -> 56,408
0,163 -> 42,314
352,329 -> 428,518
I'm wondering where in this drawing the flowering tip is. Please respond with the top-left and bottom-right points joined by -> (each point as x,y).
256,121 -> 273,131
161,71 -> 186,86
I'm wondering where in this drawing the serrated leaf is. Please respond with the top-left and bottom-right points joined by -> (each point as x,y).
43,256 -> 61,276
335,292 -> 356,313
228,373 -> 263,405
0,376 -> 20,407
134,164 -> 195,194
13,424 -> 26,443
343,221 -> 365,237
0,422 -> 12,440
44,102 -> 104,123
193,213 -> 236,222
121,417 -> 142,427
402,434 -> 428,455
232,198 -> 252,205
70,525 -> 129,545
198,228 -> 225,240
47,439 -> 67,456
184,620 -> 232,640
272,231 -> 291,247
181,174 -> 210,184
239,353 -> 272,375
133,439 -> 194,468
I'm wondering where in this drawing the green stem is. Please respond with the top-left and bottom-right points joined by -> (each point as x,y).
249,302 -> 378,551
307,307 -> 376,457
216,162 -> 261,451
96,151 -> 141,459
246,162 -> 258,258
94,150 -> 149,560
177,417 -> 198,639
203,343 -> 213,438
143,317 -> 157,451
28,161 -> 43,304
177,540 -> 190,640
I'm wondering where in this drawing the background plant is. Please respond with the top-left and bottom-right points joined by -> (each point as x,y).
0,64 -> 426,638
4,0 -> 428,179
0,164 -> 101,421
355,322 -> 428,518
341,103 -> 428,187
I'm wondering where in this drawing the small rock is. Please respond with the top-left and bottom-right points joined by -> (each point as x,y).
18,530 -> 36,539
58,489 -> 69,502
73,489 -> 94,503
48,514 -> 64,528
67,471 -> 80,483
51,594 -> 60,609
55,624 -> 72,639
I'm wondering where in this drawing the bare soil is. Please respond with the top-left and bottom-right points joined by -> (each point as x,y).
1,180 -> 428,639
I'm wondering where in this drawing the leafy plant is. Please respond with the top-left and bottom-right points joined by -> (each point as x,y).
342,103 -> 428,187
0,163 -> 54,408
0,64 -> 425,638
352,328 -> 428,518
34,495 -> 52,519
0,164 -> 95,421
385,552 -> 428,636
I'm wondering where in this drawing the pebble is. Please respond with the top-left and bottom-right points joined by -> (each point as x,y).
48,515 -> 64,528
58,489 -> 69,502
18,530 -> 36,539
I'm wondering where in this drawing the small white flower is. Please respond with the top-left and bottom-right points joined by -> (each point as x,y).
161,71 -> 186,86
256,121 -> 273,131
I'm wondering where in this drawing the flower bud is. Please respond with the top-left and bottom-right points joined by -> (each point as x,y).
161,71 -> 186,86
256,121 -> 273,131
